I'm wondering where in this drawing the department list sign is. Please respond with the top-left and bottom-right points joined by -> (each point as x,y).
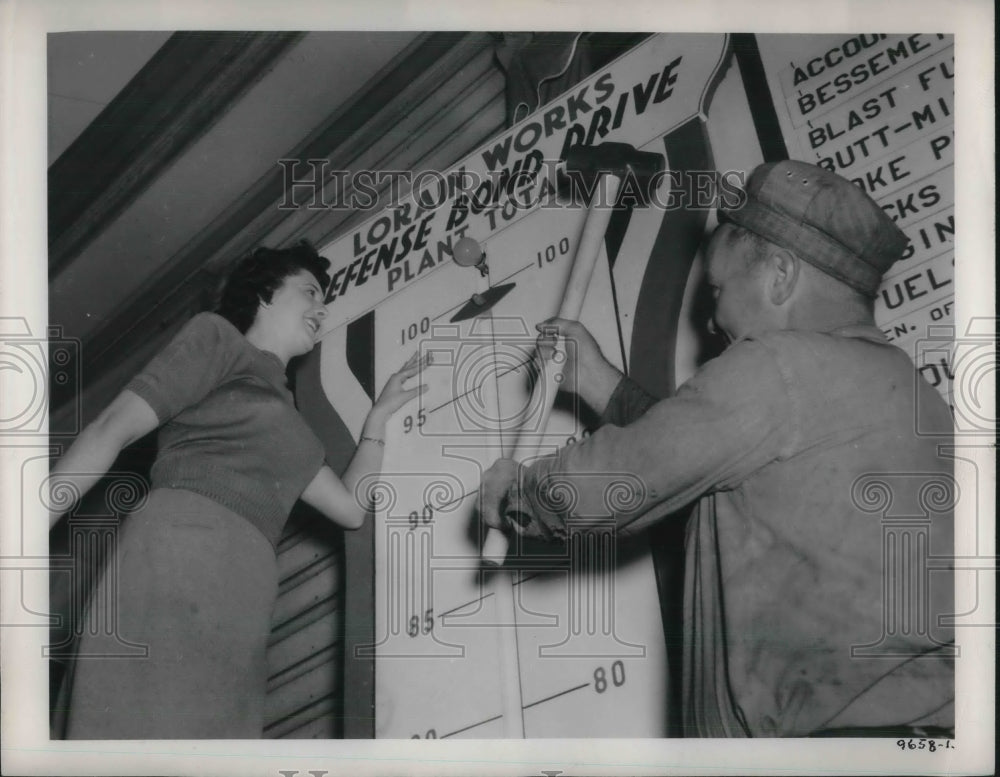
768,34 -> 954,402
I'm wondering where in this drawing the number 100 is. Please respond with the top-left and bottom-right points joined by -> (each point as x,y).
401,316 -> 430,345
537,237 -> 570,267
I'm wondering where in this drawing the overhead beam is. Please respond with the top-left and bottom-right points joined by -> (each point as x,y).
48,31 -> 303,273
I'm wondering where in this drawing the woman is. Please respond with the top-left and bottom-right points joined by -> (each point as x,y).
50,241 -> 425,739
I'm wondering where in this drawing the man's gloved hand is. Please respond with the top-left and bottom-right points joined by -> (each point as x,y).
478,457 -> 519,533
535,317 -> 623,414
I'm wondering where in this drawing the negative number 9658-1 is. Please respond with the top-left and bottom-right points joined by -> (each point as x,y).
896,738 -> 954,752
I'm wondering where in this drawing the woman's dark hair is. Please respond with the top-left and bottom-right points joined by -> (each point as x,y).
216,241 -> 331,333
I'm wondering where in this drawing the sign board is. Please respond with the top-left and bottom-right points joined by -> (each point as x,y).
759,33 -> 955,403
315,33 -> 732,738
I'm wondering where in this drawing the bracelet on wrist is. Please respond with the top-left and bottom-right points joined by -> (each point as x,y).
359,435 -> 385,447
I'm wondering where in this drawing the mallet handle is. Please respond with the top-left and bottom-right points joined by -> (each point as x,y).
482,174 -> 624,563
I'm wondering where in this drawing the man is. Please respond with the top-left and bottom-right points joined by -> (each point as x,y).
480,160 -> 955,737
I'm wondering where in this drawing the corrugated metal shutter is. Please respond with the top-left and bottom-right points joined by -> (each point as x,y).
264,513 -> 345,737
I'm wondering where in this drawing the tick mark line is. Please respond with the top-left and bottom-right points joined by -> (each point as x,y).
521,682 -> 590,711
440,714 -> 503,738
437,590 -> 494,619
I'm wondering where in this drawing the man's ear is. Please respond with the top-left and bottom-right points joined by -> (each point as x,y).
766,247 -> 799,305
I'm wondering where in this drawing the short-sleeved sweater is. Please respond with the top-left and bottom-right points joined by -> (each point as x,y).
125,312 -> 326,548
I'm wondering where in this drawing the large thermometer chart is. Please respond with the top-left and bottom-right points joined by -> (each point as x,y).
312,34 -> 732,738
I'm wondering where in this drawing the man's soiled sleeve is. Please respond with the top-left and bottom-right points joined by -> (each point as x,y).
124,313 -> 243,423
502,337 -> 797,540
599,374 -> 661,427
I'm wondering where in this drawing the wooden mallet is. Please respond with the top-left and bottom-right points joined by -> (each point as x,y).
481,141 -> 665,564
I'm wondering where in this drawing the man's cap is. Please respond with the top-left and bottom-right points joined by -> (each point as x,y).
718,160 -> 908,297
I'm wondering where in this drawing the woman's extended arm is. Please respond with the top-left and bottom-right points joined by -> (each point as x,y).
299,408 -> 390,530
48,390 -> 160,530
300,352 -> 427,529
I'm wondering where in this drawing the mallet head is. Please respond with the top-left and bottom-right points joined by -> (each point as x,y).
559,141 -> 665,207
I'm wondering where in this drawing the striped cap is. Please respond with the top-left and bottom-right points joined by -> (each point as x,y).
719,160 -> 908,297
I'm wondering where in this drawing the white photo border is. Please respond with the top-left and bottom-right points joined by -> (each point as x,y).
1,1 -> 994,775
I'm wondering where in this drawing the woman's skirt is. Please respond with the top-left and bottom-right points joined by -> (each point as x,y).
63,488 -> 278,739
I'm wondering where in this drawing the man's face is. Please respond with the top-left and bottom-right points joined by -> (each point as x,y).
703,223 -> 771,343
